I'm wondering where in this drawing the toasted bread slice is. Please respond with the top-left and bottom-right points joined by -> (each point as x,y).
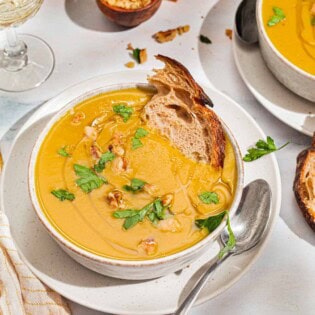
293,133 -> 315,231
144,55 -> 225,168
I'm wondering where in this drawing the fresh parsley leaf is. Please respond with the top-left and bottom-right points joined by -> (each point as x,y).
218,212 -> 236,259
57,146 -> 71,157
131,128 -> 149,150
132,48 -> 141,63
94,151 -> 115,173
243,136 -> 289,162
74,164 -> 107,193
199,34 -> 212,44
113,198 -> 169,230
195,212 -> 225,232
134,128 -> 148,138
51,189 -> 75,201
113,104 -> 133,122
199,191 -> 219,204
113,209 -> 139,218
153,199 -> 165,219
123,214 -> 141,229
311,17 -> 315,26
132,138 -> 143,150
123,178 -> 146,193
196,211 -> 236,259
267,7 -> 285,27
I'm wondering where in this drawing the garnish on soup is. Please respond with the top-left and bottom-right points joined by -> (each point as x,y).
94,151 -> 115,173
199,191 -> 219,204
123,178 -> 146,193
57,146 -> 71,157
267,6 -> 285,27
131,128 -> 148,150
74,164 -> 107,193
113,104 -> 133,122
51,189 -> 75,201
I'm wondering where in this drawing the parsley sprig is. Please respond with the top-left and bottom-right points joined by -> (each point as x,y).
57,146 -> 71,157
267,7 -> 286,27
199,34 -> 212,44
196,211 -> 235,259
131,128 -> 149,150
94,151 -> 115,173
199,191 -> 219,204
113,199 -> 168,229
113,104 -> 133,122
51,189 -> 75,201
74,164 -> 107,193
123,178 -> 146,193
243,136 -> 289,162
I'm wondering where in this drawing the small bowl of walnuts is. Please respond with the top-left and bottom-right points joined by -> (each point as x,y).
96,0 -> 162,27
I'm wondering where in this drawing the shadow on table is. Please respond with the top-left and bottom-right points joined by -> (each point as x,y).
65,0 -> 127,32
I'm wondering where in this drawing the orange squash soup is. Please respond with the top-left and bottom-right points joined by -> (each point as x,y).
262,0 -> 315,75
35,88 -> 237,260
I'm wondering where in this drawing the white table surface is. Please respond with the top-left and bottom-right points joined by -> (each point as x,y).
0,0 -> 314,314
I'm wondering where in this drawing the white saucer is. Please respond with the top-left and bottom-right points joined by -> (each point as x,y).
199,0 -> 314,137
0,72 -> 281,314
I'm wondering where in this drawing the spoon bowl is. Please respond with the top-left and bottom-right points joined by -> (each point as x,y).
235,0 -> 258,44
221,179 -> 271,254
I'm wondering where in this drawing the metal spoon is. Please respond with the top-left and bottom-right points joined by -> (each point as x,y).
174,179 -> 271,315
235,0 -> 258,44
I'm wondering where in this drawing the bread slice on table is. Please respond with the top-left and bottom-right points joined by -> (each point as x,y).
144,55 -> 225,168
293,133 -> 315,231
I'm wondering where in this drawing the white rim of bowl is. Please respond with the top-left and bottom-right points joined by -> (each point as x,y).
28,82 -> 244,267
257,0 -> 315,80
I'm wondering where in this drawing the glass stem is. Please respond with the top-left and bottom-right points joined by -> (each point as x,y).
2,28 -> 28,72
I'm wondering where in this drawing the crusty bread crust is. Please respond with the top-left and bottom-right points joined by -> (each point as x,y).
293,133 -> 315,231
144,55 -> 225,168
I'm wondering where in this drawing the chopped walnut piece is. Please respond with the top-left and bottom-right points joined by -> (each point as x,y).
153,25 -> 190,43
157,218 -> 181,232
138,238 -> 157,255
84,126 -> 98,141
139,49 -> 147,64
108,133 -> 125,156
71,111 -> 85,125
90,143 -> 102,160
125,61 -> 135,68
161,194 -> 173,207
143,183 -> 157,195
112,156 -> 128,172
225,29 -> 233,40
107,189 -> 125,208
127,43 -> 134,51
311,4 -> 315,15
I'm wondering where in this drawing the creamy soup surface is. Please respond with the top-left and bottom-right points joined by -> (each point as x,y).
263,0 -> 315,75
35,88 -> 237,260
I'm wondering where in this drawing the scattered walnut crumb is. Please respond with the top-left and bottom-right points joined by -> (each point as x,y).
153,25 -> 190,43
225,28 -> 233,40
107,189 -> 125,208
139,48 -> 147,64
138,238 -> 157,255
127,43 -> 134,51
71,111 -> 86,125
125,61 -> 135,68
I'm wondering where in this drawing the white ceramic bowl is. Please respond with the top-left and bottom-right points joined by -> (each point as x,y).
256,0 -> 315,102
29,83 -> 244,280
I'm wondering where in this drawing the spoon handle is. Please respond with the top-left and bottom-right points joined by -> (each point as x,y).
174,251 -> 232,315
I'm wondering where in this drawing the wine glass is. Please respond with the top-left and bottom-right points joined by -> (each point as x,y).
0,0 -> 55,92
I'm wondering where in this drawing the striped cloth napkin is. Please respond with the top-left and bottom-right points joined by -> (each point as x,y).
0,212 -> 71,315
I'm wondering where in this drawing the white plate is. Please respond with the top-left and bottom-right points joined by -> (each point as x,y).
0,71 -> 281,314
199,0 -> 314,137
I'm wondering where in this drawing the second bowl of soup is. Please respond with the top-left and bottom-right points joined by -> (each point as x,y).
257,0 -> 315,101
